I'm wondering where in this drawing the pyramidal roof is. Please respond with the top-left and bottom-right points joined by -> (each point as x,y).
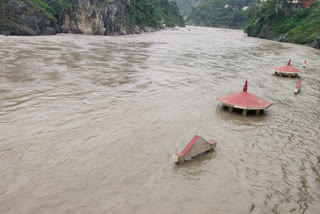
217,80 -> 272,110
273,59 -> 303,73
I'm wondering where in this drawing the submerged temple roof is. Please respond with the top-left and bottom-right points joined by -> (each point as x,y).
217,80 -> 272,110
273,59 -> 303,74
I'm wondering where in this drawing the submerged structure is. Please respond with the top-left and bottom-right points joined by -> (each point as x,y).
295,80 -> 302,94
173,135 -> 217,164
217,80 -> 272,115
273,59 -> 303,77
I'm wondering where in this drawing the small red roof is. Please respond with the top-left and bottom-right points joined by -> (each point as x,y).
301,0 -> 315,8
217,80 -> 272,110
273,59 -> 303,74
174,135 -> 216,157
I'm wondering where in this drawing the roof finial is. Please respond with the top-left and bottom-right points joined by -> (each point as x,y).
287,59 -> 291,66
243,80 -> 248,92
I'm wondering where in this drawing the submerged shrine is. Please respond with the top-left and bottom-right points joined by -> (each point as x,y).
173,135 -> 217,164
273,59 -> 303,77
217,80 -> 272,116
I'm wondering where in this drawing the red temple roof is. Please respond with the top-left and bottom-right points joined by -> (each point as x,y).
273,59 -> 303,74
217,80 -> 272,110
301,0 -> 315,8
174,135 -> 216,157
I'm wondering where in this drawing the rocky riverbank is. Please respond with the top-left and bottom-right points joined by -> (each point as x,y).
60,0 -> 138,35
0,0 -> 58,35
0,0 -> 184,36
244,0 -> 320,49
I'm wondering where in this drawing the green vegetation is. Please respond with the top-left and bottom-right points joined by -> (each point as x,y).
30,0 -> 57,22
127,0 -> 161,27
127,0 -> 185,27
172,0 -> 254,29
29,0 -> 73,22
169,0 -> 199,18
48,0 -> 73,20
159,0 -> 185,27
245,0 -> 320,44
4,0 -> 72,23
1,0 -> 184,35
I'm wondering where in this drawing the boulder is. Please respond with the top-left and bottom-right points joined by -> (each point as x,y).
278,35 -> 288,43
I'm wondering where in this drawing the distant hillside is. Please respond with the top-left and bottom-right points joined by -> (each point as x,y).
245,0 -> 320,46
169,0 -> 202,19
128,0 -> 185,28
172,0 -> 254,29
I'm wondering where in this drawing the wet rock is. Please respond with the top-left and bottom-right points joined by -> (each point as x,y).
61,25 -> 70,33
315,36 -> 320,49
0,0 -> 58,35
134,26 -> 141,34
278,35 -> 288,43
143,26 -> 155,33
119,29 -> 126,35
61,0 -> 136,36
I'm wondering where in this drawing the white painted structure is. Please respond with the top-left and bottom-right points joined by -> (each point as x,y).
173,135 -> 217,164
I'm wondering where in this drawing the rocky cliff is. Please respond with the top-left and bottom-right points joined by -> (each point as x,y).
0,0 -> 184,36
316,36 -> 320,49
61,0 -> 138,35
0,0 -> 58,35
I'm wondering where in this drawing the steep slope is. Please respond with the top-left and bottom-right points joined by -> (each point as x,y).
60,0 -> 136,35
127,0 -> 185,29
187,0 -> 252,28
0,0 -> 59,35
0,0 -> 184,35
172,0 -> 253,29
169,0 -> 202,19
245,0 -> 320,46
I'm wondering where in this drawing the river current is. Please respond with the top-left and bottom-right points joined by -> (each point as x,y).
0,26 -> 320,214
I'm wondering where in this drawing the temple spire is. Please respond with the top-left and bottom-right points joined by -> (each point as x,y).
287,59 -> 291,66
243,80 -> 248,92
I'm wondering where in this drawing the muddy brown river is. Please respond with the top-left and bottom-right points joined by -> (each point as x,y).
0,26 -> 320,214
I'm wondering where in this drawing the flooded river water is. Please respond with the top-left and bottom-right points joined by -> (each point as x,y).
0,26 -> 320,214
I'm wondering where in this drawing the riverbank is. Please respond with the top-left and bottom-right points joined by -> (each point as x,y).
0,0 -> 184,36
244,0 -> 320,49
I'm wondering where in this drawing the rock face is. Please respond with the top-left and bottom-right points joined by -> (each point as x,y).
277,35 -> 288,43
0,0 -> 183,36
315,36 -> 320,49
0,0 -> 58,35
60,0 -> 138,35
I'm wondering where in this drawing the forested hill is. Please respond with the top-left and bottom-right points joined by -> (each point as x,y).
171,0 -> 254,29
169,0 -> 201,18
0,0 -> 185,36
245,0 -> 320,46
